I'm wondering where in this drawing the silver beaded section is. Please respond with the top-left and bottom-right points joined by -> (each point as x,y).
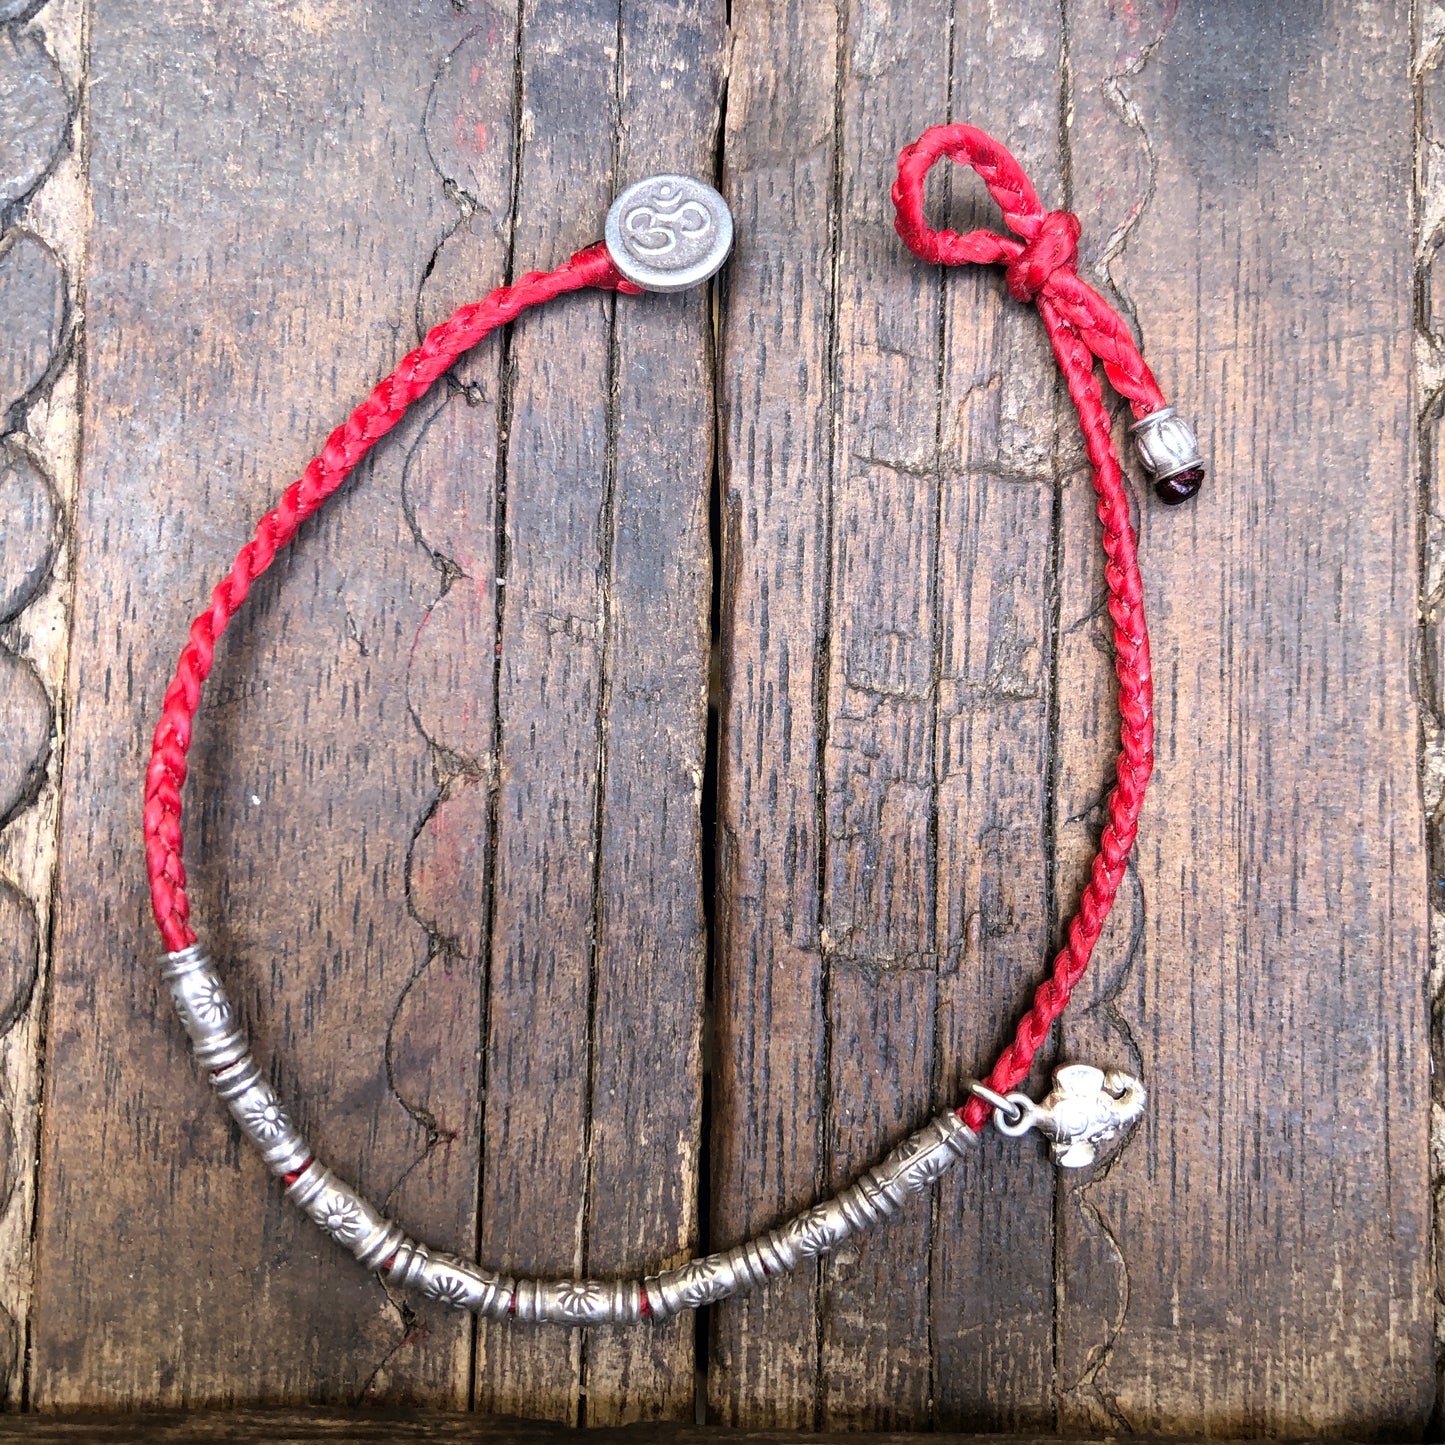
1130,406 -> 1202,482
165,944 -> 978,1324
163,946 -> 408,1270
643,1110 -> 976,1321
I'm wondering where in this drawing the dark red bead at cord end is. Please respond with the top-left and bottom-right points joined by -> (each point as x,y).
1155,466 -> 1204,505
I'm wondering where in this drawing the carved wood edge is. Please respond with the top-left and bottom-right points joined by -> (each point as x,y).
0,0 -> 81,1405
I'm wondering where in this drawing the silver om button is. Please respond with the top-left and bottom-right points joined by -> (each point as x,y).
604,174 -> 733,293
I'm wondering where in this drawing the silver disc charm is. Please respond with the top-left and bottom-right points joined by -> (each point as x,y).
604,174 -> 733,293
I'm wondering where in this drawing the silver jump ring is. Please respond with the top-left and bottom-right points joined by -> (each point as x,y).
967,1080 -> 1045,1138
992,1092 -> 1044,1138
967,1079 -> 1020,1121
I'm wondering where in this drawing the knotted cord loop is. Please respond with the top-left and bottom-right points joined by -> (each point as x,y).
893,123 -> 1171,417
890,124 -> 1191,1131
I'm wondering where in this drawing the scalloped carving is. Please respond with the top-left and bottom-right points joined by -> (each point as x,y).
0,29 -> 68,208
0,231 -> 65,418
0,442 -> 58,623
0,879 -> 38,1041
0,649 -> 49,828
0,0 -> 49,28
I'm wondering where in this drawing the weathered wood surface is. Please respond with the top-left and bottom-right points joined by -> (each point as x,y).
36,0 -> 487,1407
0,0 -> 1432,1432
0,1415 -> 1343,1445
1056,2 -> 1430,1435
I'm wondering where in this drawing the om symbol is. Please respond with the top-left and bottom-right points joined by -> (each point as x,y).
605,173 -> 733,291
621,185 -> 713,263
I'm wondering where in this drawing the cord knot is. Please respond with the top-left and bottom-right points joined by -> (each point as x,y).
1004,209 -> 1080,303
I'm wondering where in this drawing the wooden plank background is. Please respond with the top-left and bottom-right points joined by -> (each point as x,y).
0,0 -> 1431,1432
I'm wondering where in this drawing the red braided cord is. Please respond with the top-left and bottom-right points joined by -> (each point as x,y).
147,132 -> 1173,1150
144,242 -> 641,953
890,126 -> 1162,1131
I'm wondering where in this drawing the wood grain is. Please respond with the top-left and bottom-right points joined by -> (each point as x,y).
583,0 -> 723,1423
813,0 -> 951,1423
927,4 -> 1065,1430
471,0 -> 620,1420
32,0 -> 485,1406
0,0 -> 84,1410
712,1 -> 1069,1425
0,443 -> 58,621
474,0 -> 723,1425
390,2 -> 519,1405
1057,0 -> 1432,1435
0,1412 -> 1319,1444
707,0 -> 838,1426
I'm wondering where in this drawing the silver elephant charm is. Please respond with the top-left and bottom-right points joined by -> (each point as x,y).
977,1063 -> 1146,1168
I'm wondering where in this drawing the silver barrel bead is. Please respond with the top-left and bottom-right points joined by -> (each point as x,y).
163,944 -> 248,1071
511,1276 -> 646,1325
387,1242 -> 514,1318
875,1110 -> 976,1197
1130,406 -> 1201,481
1130,406 -> 1204,503
283,1160 -> 408,1272
210,1053 -> 310,1177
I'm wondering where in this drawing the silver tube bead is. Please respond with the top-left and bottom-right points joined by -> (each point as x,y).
209,1054 -> 311,1177
646,1253 -> 736,1319
283,1160 -> 406,1271
875,1110 -> 977,1198
387,1242 -> 514,1318
163,944 -> 249,1071
511,1276 -> 645,1325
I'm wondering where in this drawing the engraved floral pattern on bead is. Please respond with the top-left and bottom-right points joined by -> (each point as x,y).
884,1129 -> 954,1194
788,1204 -> 838,1259
190,978 -> 232,1028
901,1145 -> 951,1193
315,1194 -> 365,1245
238,1090 -> 289,1143
556,1279 -> 605,1320
669,1257 -> 723,1309
422,1270 -> 473,1308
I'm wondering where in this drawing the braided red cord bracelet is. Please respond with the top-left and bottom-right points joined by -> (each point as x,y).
144,130 -> 1202,1323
